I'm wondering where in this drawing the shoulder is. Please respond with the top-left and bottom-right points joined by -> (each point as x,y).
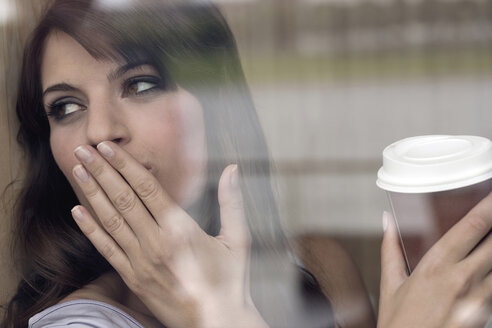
28,299 -> 144,328
291,234 -> 377,328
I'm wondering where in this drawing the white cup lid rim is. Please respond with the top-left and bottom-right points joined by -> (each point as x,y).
377,135 -> 492,193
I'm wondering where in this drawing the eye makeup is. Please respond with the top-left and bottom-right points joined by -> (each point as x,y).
122,75 -> 165,97
46,97 -> 86,122
43,64 -> 172,122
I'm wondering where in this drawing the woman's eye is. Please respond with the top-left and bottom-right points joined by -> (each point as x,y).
123,76 -> 161,97
127,81 -> 155,95
46,101 -> 85,121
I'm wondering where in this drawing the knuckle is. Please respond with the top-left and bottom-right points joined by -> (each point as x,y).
148,243 -> 173,265
111,156 -> 127,171
84,183 -> 100,199
466,214 -> 489,233
114,190 -> 137,213
420,261 -> 441,278
150,251 -> 169,266
134,179 -> 160,200
418,255 -> 447,278
80,221 -> 97,236
227,197 -> 244,211
91,163 -> 105,179
100,242 -> 117,259
103,214 -> 125,234
166,221 -> 191,243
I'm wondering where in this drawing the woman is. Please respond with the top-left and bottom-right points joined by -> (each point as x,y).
1,0 -> 357,327
3,0 -> 492,327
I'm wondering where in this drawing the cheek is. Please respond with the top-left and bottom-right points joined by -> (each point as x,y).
50,130 -> 85,199
141,94 -> 208,207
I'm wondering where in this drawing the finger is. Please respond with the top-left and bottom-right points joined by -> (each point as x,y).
380,211 -> 408,299
74,145 -> 159,239
95,142 -> 185,226
71,205 -> 133,276
217,164 -> 251,251
462,229 -> 492,280
428,192 -> 492,263
72,164 -> 139,254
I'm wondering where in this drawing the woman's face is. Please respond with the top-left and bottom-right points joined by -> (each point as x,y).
41,30 -> 208,211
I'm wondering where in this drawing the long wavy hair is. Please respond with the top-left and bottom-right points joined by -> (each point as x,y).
1,1 -> 334,327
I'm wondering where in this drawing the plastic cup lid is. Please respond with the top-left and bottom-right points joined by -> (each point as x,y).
377,135 -> 492,193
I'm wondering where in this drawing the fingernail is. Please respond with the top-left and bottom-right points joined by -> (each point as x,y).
72,206 -> 84,221
97,142 -> 114,159
74,165 -> 89,183
230,164 -> 238,187
74,146 -> 93,164
382,211 -> 390,232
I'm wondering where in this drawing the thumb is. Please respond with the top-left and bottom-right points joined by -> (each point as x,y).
217,164 -> 251,251
380,211 -> 408,300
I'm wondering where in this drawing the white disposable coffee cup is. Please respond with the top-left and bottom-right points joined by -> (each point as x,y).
377,135 -> 492,272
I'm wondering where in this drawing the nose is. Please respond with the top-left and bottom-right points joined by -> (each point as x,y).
85,98 -> 130,148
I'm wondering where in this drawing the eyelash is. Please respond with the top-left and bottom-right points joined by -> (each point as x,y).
122,75 -> 164,97
46,98 -> 85,122
46,75 -> 164,121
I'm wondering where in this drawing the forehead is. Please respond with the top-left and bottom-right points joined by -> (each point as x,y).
41,31 -> 119,88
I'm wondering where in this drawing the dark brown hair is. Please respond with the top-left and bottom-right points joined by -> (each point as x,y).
1,1 -> 333,327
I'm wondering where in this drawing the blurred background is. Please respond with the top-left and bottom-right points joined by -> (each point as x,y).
218,0 -> 492,309
2,0 -> 492,316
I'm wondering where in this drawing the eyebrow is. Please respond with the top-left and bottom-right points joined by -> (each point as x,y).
43,83 -> 78,98
106,61 -> 152,82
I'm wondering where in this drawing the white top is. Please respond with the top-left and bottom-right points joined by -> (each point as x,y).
29,299 -> 144,328
377,135 -> 492,193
